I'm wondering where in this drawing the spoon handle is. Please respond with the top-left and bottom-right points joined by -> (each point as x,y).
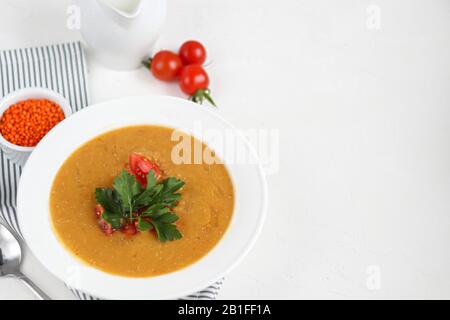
16,272 -> 51,300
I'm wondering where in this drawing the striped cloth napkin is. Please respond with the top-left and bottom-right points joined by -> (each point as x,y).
0,42 -> 222,300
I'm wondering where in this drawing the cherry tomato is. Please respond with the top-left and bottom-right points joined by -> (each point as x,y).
179,65 -> 209,95
179,65 -> 216,106
129,153 -> 162,187
179,40 -> 207,65
146,50 -> 182,81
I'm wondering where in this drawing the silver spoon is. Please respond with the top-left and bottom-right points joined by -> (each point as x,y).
0,223 -> 50,300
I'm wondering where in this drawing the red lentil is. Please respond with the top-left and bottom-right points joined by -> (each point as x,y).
0,99 -> 65,147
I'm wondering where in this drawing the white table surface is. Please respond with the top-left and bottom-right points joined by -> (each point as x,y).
1,0 -> 450,300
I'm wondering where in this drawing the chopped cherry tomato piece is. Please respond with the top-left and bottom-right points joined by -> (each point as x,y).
121,223 -> 138,236
129,153 -> 162,187
98,218 -> 113,236
94,204 -> 105,218
95,204 -> 113,235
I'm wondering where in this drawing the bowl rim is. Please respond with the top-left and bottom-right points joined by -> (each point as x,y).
17,95 -> 268,299
0,87 -> 73,152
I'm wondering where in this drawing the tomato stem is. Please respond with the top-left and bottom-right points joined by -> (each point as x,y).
189,89 -> 217,107
142,58 -> 152,69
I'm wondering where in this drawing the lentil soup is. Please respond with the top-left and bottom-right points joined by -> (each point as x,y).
50,125 -> 234,277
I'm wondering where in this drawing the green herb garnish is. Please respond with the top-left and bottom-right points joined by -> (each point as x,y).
95,170 -> 184,242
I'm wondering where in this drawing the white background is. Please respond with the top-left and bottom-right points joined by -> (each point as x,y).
1,0 -> 450,299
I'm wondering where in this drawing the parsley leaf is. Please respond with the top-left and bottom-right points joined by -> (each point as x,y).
137,218 -> 153,231
145,170 -> 157,190
139,204 -> 182,242
149,212 -> 182,242
141,203 -> 171,217
95,188 -> 121,214
133,172 -> 163,208
102,211 -> 123,229
153,177 -> 185,208
113,170 -> 142,216
161,177 -> 185,195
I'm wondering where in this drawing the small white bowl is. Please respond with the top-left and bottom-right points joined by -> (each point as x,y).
0,88 -> 72,166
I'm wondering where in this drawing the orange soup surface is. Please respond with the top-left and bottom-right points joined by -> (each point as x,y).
50,125 -> 234,277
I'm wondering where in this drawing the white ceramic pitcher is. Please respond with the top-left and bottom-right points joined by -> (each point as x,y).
75,0 -> 166,70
